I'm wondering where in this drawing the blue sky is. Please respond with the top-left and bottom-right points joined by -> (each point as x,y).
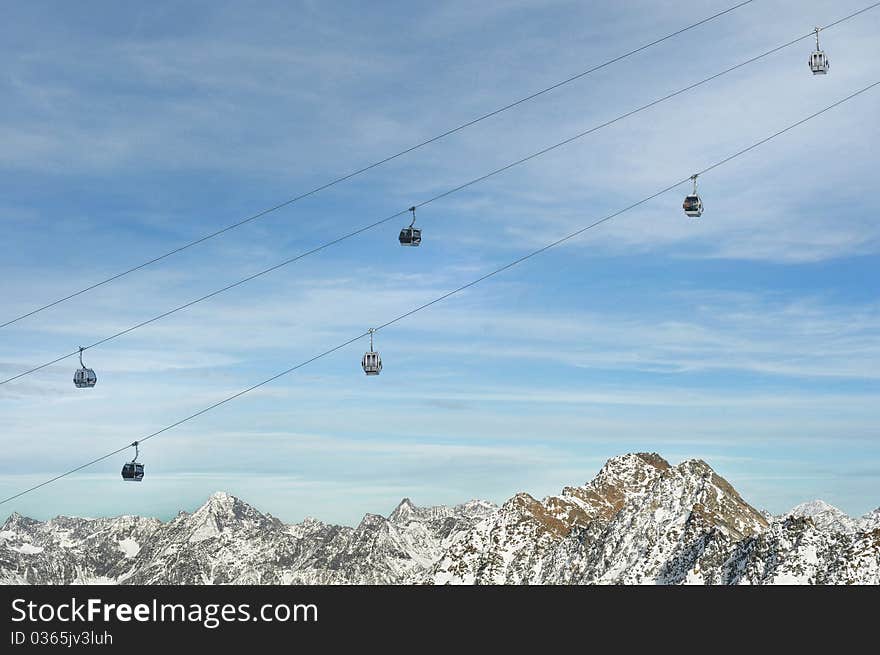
1,0 -> 879,525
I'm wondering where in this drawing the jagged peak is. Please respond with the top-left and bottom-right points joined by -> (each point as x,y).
389,498 -> 417,523
783,499 -> 858,533
553,452 -> 671,522
509,491 -> 538,506
459,498 -> 495,508
203,491 -> 252,508
191,492 -> 276,526
787,499 -> 849,518
2,512 -> 39,531
357,513 -> 388,531
186,491 -> 237,518
178,492 -> 280,544
675,458 -> 732,493
497,493 -> 570,538
568,454 -> 768,543
860,507 -> 880,524
505,492 -> 549,517
207,490 -> 236,504
858,507 -> 880,532
455,499 -> 497,515
594,452 -> 671,484
677,457 -> 712,472
633,452 -> 672,469
388,497 -> 497,524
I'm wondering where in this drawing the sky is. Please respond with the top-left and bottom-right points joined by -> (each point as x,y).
1,0 -> 879,526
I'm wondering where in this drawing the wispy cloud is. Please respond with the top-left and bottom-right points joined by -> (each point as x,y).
1,0 -> 879,523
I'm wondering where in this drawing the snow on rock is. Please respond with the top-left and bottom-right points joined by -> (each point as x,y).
427,453 -> 878,586
0,492 -> 494,585
724,516 -> 880,584
0,512 -> 162,584
1,453 -> 877,585
785,499 -> 857,533
118,538 -> 140,558
429,452 -> 677,584
857,508 -> 880,532
430,491 -> 570,585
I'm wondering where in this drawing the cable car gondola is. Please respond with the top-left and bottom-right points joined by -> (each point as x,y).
73,346 -> 97,388
361,328 -> 382,375
121,441 -> 145,482
683,174 -> 703,218
809,27 -> 830,75
399,206 -> 422,246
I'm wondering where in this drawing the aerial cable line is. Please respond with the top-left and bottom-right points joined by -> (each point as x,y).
2,80 -> 876,506
1,6 -> 876,387
0,1 -> 758,330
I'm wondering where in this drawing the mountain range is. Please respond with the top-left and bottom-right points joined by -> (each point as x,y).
2,453 -> 878,584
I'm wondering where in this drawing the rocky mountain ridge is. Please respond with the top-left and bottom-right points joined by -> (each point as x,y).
2,454 -> 878,584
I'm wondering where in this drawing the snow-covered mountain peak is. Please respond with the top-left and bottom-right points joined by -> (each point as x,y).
595,452 -> 671,484
789,499 -> 844,516
859,508 -> 880,531
676,457 -> 714,476
457,499 -> 497,514
197,491 -> 263,516
428,453 -> 776,585
388,498 -> 497,526
504,492 -> 570,538
357,513 -> 387,531
673,458 -> 768,538
182,492 -> 280,543
548,452 -> 671,527
3,454 -> 878,585
198,491 -> 255,516
389,498 -> 417,524
786,499 -> 856,533
2,512 -> 38,533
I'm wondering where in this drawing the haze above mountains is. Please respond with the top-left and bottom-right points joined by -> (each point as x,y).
2,453 -> 878,584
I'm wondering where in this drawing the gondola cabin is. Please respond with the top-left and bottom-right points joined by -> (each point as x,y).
399,226 -> 422,246
399,206 -> 421,246
362,328 -> 382,375
683,194 -> 703,218
362,350 -> 382,375
809,27 -> 829,75
121,462 -> 144,482
73,346 -> 97,388
809,50 -> 829,75
73,366 -> 97,388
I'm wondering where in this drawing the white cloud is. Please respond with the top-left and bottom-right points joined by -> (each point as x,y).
1,0 -> 879,521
